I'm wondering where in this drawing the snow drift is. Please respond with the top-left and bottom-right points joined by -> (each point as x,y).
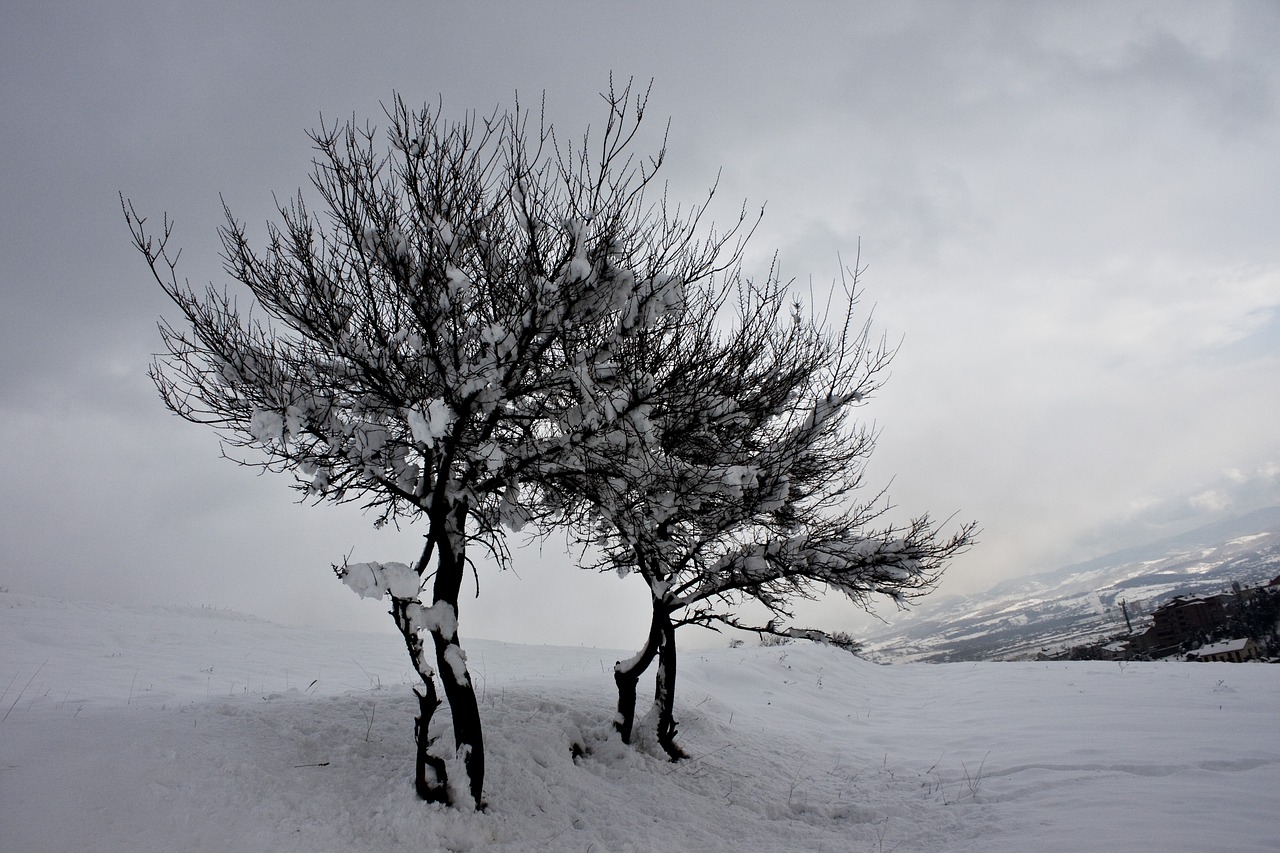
2,591 -> 1277,852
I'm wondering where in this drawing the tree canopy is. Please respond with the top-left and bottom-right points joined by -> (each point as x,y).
127,79 -> 972,806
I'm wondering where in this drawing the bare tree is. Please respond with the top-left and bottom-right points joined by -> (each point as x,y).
551,261 -> 975,759
124,80 -> 753,806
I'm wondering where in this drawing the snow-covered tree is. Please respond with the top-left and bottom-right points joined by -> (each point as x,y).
124,80 -> 754,807
551,262 -> 975,759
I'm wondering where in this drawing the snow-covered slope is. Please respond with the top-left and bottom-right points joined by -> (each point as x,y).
863,507 -> 1280,661
3,591 -> 1278,852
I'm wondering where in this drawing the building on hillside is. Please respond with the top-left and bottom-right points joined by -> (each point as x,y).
1126,594 -> 1229,657
1186,637 -> 1258,663
1091,576 -> 1279,660
1099,640 -> 1130,661
1146,594 -> 1227,652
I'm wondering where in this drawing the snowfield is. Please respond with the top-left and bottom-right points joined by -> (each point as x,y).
2,592 -> 1278,852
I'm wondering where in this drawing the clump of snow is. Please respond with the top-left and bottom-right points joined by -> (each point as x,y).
410,601 -> 458,640
719,464 -> 758,498
441,643 -> 469,684
248,407 -> 285,445
2,591 -> 1279,853
339,561 -> 420,600
405,399 -> 455,445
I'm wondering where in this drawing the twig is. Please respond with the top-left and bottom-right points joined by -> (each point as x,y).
3,661 -> 47,723
663,742 -> 733,774
0,671 -> 20,707
872,816 -> 902,853
960,751 -> 989,800
352,658 -> 380,690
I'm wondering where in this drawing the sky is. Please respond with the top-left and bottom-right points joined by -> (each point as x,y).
2,1 -> 1278,649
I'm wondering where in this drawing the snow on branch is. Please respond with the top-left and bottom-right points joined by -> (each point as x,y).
333,560 -> 421,600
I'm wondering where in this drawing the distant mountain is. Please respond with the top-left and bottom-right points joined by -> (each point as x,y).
862,506 -> 1280,662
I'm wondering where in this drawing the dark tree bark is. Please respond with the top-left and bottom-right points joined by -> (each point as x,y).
430,628 -> 484,809
428,504 -> 486,810
653,608 -> 688,761
613,603 -> 664,744
391,598 -> 448,803
614,600 -> 686,760
412,682 -> 449,803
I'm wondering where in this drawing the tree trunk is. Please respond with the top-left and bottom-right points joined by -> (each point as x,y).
614,602 -> 663,744
430,627 -> 484,808
391,598 -> 449,803
653,608 -> 688,761
429,505 -> 486,810
412,681 -> 449,802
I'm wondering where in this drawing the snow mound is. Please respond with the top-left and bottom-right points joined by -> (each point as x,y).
3,592 -> 1279,852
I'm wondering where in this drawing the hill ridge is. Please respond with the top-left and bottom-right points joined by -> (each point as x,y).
863,507 -> 1280,661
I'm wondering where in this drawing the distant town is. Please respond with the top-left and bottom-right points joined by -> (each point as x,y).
1049,574 -> 1280,662
861,509 -> 1280,663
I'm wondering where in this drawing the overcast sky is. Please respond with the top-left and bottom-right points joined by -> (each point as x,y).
2,1 -> 1278,649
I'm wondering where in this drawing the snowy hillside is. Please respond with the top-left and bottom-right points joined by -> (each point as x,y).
864,507 -> 1280,662
3,591 -> 1278,852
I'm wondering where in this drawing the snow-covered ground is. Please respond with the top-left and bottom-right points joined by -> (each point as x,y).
2,592 -> 1277,852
